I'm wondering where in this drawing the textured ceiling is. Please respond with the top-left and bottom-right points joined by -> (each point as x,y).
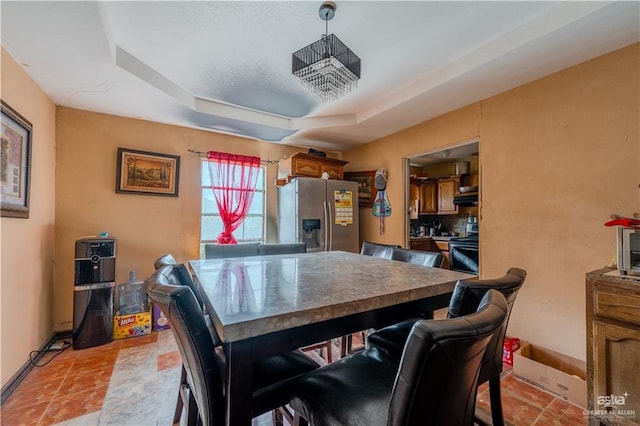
1,1 -> 638,152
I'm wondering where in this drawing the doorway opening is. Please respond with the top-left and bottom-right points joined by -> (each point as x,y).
402,140 -> 480,269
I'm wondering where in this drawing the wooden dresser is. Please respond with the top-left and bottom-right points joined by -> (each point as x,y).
586,268 -> 640,426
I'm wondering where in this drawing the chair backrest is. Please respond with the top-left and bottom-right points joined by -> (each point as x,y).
153,253 -> 177,269
391,248 -> 444,268
204,242 -> 260,259
258,243 -> 307,255
447,267 -> 527,384
360,241 -> 396,259
153,254 -> 205,309
389,290 -> 508,426
145,266 -> 225,426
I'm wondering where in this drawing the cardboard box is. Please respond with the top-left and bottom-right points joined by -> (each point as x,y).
113,309 -> 152,339
152,304 -> 170,331
502,337 -> 520,366
513,343 -> 587,408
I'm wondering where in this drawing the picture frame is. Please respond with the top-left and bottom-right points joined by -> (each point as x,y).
116,148 -> 180,197
344,170 -> 378,208
1,101 -> 32,218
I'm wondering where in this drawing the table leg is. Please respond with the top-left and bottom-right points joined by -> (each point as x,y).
225,340 -> 254,426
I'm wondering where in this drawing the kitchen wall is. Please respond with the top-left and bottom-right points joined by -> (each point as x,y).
343,43 -> 639,361
1,47 -> 57,386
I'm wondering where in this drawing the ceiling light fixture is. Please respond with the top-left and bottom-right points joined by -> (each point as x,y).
292,1 -> 361,102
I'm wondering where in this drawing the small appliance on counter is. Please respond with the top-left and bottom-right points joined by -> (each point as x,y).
605,214 -> 640,276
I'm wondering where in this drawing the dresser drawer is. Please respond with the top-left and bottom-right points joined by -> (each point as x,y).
595,289 -> 640,326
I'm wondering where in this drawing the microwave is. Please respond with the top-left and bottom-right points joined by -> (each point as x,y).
617,227 -> 640,275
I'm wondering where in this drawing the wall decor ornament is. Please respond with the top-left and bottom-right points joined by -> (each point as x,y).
1,101 -> 32,218
116,148 -> 180,197
344,170 -> 377,208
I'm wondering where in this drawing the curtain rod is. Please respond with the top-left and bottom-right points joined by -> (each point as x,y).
187,149 -> 278,164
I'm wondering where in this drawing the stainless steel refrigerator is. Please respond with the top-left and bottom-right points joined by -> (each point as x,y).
278,177 -> 359,253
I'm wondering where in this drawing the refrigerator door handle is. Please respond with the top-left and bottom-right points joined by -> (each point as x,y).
323,201 -> 327,251
323,201 -> 330,251
327,201 -> 333,250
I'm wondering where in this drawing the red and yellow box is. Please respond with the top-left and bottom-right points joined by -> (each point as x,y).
113,308 -> 152,339
503,337 -> 521,366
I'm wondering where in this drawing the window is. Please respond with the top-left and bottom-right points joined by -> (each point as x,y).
200,159 -> 265,257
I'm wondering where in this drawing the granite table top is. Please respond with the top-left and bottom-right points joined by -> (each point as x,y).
189,251 -> 475,342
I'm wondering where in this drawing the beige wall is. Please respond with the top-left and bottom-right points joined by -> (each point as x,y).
343,43 -> 640,361
1,47 -> 57,386
54,109 -> 303,331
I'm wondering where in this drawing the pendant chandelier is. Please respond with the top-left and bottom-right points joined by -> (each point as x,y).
292,1 -> 361,102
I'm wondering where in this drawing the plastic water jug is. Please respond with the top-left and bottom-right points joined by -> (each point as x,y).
117,271 -> 148,315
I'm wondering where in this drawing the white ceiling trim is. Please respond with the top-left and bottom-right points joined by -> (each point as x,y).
357,1 -> 614,124
109,1 -> 614,138
115,45 -> 363,132
3,1 -> 635,150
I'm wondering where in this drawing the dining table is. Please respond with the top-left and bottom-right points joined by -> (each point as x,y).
189,250 -> 476,426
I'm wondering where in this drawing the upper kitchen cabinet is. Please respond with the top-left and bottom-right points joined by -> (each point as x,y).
409,178 -> 438,216
420,181 -> 438,214
408,142 -> 479,217
437,176 -> 460,215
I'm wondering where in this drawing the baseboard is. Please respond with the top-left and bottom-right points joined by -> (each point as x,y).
0,329 -> 72,404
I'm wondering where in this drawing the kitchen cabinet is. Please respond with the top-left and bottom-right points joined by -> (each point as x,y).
586,269 -> 640,426
437,177 -> 459,215
409,238 -> 434,252
278,152 -> 349,181
409,179 -> 437,216
419,181 -> 438,214
409,181 -> 420,219
433,240 -> 450,269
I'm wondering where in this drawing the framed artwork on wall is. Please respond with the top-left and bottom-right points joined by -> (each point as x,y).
1,101 -> 32,218
344,170 -> 378,208
116,148 -> 180,197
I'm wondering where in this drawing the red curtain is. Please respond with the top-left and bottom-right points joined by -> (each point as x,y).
207,151 -> 260,244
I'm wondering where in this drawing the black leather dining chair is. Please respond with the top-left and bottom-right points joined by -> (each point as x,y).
390,247 -> 444,267
153,253 -> 207,312
289,289 -> 509,426
154,253 -> 177,270
204,242 -> 261,259
359,241 -> 398,259
258,243 -> 307,255
146,266 -> 321,426
367,267 -> 527,426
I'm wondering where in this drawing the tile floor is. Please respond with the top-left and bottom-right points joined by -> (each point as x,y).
1,330 -> 587,425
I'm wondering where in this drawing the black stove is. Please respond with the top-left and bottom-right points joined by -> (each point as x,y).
449,231 -> 479,274
449,234 -> 478,248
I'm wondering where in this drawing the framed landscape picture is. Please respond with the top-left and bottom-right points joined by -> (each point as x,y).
344,170 -> 377,208
1,101 -> 32,218
116,148 -> 180,197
